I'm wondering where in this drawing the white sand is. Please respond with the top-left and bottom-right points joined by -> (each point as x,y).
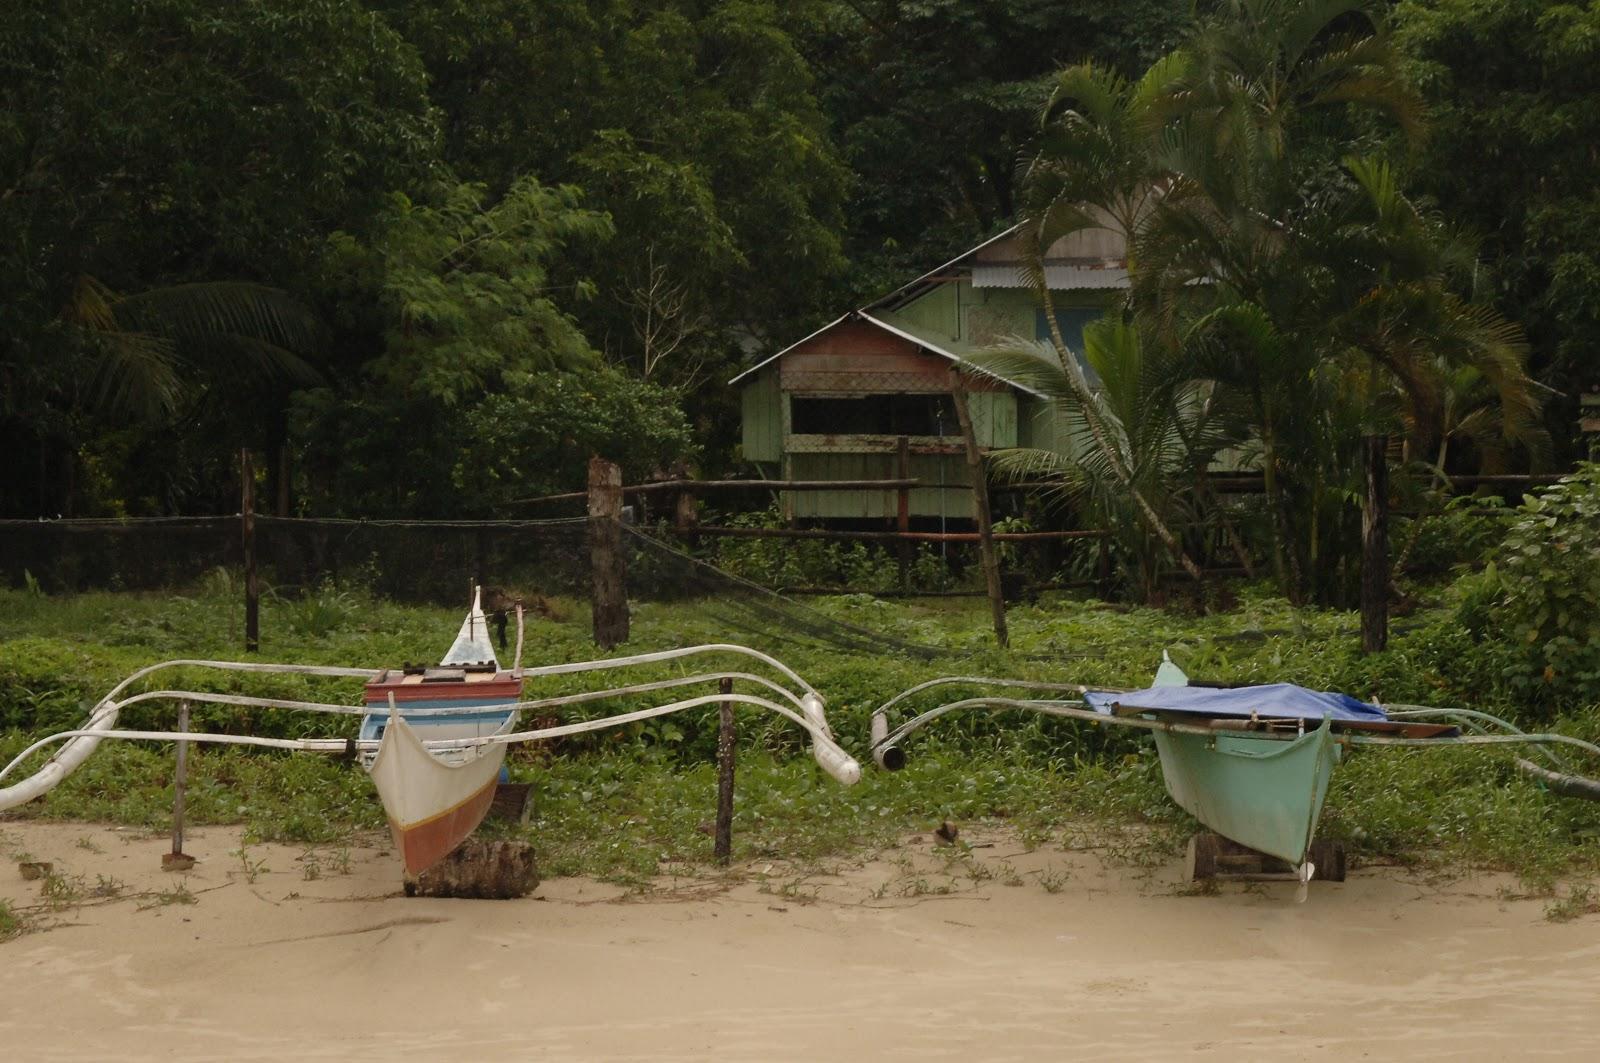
2,820 -> 1597,1061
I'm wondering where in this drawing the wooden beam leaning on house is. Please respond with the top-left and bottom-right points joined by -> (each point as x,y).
950,386 -> 1008,648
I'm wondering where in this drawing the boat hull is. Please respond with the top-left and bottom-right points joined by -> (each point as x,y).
1152,718 -> 1340,866
368,712 -> 509,876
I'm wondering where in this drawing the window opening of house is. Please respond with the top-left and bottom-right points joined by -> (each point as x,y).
1035,308 -> 1104,387
790,394 -> 958,436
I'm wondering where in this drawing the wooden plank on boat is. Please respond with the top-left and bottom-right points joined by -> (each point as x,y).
1113,704 -> 1458,740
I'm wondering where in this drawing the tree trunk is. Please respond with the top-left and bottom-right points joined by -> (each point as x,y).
952,388 -> 1008,648
241,449 -> 259,652
1361,434 -> 1388,653
714,676 -> 735,865
587,456 -> 629,649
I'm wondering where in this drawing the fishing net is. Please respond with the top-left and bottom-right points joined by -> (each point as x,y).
0,515 -> 965,659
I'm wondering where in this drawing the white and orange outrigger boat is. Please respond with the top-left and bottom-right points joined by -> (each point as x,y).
0,589 -> 860,879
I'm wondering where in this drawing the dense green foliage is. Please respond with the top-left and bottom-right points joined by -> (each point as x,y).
5,0 -> 1586,524
803,0 -> 1192,288
1397,0 -> 1600,441
984,0 -> 1543,604
1459,466 -> 1600,707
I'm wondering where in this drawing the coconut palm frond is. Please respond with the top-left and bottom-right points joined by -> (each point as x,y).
61,275 -> 122,333
116,282 -> 323,357
987,446 -> 1090,494
84,330 -> 183,421
58,276 -> 327,421
965,341 -> 1079,402
201,333 -> 324,388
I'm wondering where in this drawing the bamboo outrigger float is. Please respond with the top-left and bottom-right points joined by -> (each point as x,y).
0,589 -> 860,879
870,655 -> 1600,897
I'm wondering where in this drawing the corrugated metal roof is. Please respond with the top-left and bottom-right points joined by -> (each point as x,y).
970,263 -> 1130,290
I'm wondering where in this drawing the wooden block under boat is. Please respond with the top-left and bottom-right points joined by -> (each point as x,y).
1188,832 -> 1346,882
488,782 -> 533,825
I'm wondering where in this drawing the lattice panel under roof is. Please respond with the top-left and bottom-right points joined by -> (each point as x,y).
782,367 -> 959,394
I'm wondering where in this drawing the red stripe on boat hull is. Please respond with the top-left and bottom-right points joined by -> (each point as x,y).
365,679 -> 524,703
388,776 -> 500,876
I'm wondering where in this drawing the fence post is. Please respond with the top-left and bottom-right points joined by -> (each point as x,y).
275,442 -> 291,517
1361,434 -> 1389,653
951,388 -> 1008,648
241,449 -> 259,652
675,482 -> 700,548
896,435 -> 911,592
587,456 -> 629,649
162,700 -> 195,871
715,676 -> 735,866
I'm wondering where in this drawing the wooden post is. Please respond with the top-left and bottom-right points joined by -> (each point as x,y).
674,484 -> 700,547
587,456 -> 629,649
951,388 -> 1008,648
276,442 -> 290,517
714,676 -> 735,866
780,454 -> 796,527
162,701 -> 195,871
1361,434 -> 1388,654
896,435 -> 911,592
241,449 -> 259,652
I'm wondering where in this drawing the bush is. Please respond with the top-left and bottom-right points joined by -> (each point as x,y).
1459,465 -> 1600,707
710,507 -> 957,592
1398,496 -> 1514,576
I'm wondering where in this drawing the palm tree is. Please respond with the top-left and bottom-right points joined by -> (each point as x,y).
59,275 -> 322,421
1015,0 -> 1542,608
10,276 -> 322,514
1012,57 -> 1206,580
970,319 -> 1237,599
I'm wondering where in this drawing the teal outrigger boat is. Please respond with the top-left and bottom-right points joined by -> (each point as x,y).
870,656 -> 1600,895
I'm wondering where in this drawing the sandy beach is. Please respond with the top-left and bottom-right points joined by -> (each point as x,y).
2,820 -> 1597,1061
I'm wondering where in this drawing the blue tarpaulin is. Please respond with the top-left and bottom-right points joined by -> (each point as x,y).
1083,683 -> 1387,723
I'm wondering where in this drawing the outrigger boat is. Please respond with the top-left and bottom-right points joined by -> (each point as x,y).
870,654 -> 1600,896
0,589 -> 860,878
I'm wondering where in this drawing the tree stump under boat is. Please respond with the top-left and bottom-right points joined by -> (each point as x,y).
404,839 -> 538,899
1188,832 -> 1346,883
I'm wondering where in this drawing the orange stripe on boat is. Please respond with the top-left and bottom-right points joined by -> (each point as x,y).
388,776 -> 500,876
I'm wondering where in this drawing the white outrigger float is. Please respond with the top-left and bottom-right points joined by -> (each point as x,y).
0,589 -> 860,877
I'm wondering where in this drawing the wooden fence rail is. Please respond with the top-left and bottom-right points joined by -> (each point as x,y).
516,470 -> 1569,508
686,525 -> 1109,543
514,478 -> 932,505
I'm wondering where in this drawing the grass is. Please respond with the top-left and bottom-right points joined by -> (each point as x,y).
2,577 -> 1599,903
0,899 -> 24,941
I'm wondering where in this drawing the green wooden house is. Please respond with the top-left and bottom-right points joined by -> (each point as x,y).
731,221 -> 1127,521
